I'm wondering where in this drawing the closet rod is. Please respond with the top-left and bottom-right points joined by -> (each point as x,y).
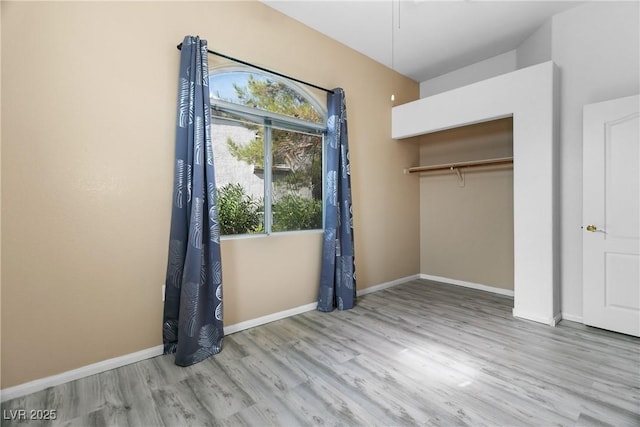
176,43 -> 335,95
408,156 -> 513,174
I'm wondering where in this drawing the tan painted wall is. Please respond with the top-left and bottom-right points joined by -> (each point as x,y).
418,118 -> 514,290
1,1 -> 419,388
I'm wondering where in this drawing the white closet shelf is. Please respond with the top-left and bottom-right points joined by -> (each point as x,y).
408,156 -> 513,174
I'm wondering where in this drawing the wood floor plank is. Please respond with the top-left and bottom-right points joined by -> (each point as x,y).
2,279 -> 639,426
219,394 -> 306,427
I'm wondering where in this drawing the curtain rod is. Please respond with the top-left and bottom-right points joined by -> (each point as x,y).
177,43 -> 334,95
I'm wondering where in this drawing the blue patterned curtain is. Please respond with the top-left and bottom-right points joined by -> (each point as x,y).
318,89 -> 356,311
162,36 -> 224,366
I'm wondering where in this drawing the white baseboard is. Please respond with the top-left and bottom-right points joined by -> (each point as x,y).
223,302 -> 317,335
419,274 -> 569,327
226,273 -> 421,334
0,345 -> 164,402
560,313 -> 583,323
2,274 -> 420,402
1,301 -> 321,402
419,274 -> 573,328
420,273 -> 514,297
357,274 -> 421,296
512,308 -> 562,327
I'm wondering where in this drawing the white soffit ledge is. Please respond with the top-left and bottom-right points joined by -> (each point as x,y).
392,61 -> 554,138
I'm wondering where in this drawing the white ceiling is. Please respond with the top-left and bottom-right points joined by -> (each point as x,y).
262,0 -> 583,83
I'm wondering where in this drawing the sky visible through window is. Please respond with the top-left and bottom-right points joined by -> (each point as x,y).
210,72 -> 267,103
209,71 -> 324,125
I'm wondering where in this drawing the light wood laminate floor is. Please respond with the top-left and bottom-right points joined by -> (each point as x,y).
2,279 -> 639,426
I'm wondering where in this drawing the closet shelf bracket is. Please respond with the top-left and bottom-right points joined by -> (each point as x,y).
452,167 -> 465,187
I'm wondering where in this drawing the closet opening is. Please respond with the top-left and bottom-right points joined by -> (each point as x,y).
417,117 -> 514,305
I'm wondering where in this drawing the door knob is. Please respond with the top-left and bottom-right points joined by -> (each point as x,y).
585,225 -> 606,233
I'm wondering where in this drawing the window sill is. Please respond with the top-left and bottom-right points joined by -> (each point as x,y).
220,228 -> 323,241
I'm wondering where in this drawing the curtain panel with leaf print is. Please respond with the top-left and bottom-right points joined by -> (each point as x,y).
163,36 -> 224,366
317,88 -> 356,312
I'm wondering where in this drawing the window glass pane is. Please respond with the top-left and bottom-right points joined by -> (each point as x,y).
271,128 -> 323,232
209,62 -> 326,236
212,110 -> 265,235
210,71 -> 324,125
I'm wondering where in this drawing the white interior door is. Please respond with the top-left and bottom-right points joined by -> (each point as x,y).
583,94 -> 640,337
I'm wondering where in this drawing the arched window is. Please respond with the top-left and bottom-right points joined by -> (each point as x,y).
209,66 -> 327,236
